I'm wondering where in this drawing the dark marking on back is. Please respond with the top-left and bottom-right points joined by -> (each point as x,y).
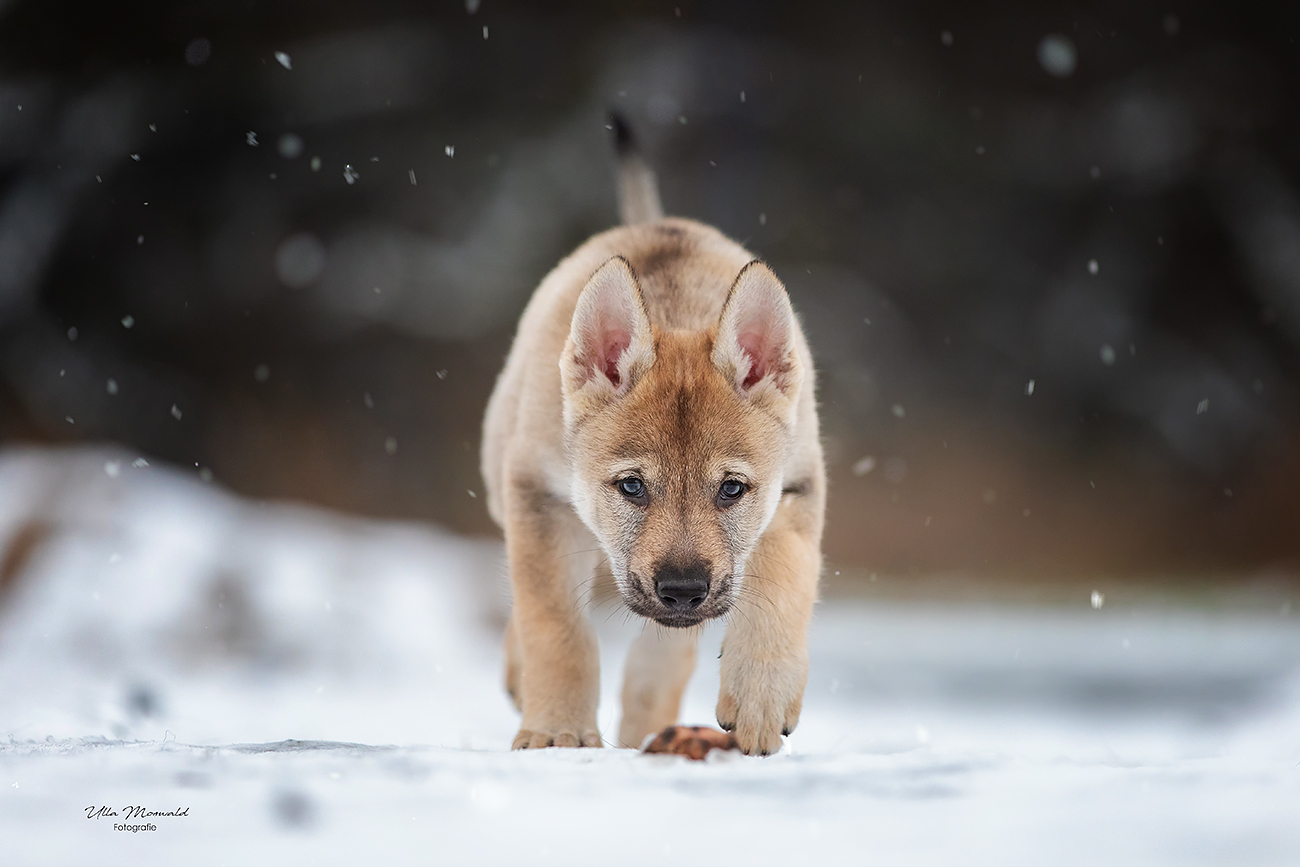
636,241 -> 686,285
632,227 -> 696,303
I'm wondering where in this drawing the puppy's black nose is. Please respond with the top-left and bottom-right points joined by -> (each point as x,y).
654,563 -> 710,611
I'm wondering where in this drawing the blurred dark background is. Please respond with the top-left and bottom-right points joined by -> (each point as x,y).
1,0 -> 1298,581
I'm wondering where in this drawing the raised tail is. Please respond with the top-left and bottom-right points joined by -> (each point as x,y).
609,112 -> 664,225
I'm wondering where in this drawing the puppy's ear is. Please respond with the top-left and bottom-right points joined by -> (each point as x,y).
561,257 -> 655,410
712,261 -> 803,411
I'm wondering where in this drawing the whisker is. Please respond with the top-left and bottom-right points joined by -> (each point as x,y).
603,602 -> 629,625
571,555 -> 611,617
726,574 -> 776,610
734,575 -> 777,605
734,584 -> 775,612
558,547 -> 605,560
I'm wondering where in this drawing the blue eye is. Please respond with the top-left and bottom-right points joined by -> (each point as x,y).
618,477 -> 646,499
718,479 -> 745,502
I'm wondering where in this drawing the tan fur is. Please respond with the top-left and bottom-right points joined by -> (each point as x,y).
481,217 -> 825,755
617,153 -> 663,225
618,626 -> 699,747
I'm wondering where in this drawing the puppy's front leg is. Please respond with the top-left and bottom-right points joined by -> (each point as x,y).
504,478 -> 602,749
716,498 -> 821,755
618,626 -> 698,747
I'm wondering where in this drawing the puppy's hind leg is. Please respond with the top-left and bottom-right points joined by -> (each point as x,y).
618,625 -> 699,748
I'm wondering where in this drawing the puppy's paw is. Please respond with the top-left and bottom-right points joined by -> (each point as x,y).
511,728 -> 602,750
715,659 -> 806,756
642,725 -> 740,760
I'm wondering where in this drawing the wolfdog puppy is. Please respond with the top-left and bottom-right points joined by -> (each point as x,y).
481,116 -> 824,755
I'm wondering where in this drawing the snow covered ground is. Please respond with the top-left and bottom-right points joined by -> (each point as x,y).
1,445 -> 1298,866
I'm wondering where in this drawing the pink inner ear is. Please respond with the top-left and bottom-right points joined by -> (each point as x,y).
602,328 -> 631,387
738,330 -> 769,390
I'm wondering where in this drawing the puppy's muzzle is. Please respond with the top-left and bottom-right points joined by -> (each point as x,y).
653,562 -> 710,612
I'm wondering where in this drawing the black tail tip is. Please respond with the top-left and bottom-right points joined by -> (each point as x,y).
608,110 -> 636,155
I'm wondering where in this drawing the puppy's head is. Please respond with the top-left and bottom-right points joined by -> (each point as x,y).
560,256 -> 803,628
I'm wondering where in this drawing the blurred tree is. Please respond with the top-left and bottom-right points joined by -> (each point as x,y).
1,0 -> 1297,577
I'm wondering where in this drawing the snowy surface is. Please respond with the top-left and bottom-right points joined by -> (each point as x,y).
1,445 -> 1298,866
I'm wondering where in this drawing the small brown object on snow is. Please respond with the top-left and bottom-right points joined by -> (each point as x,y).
641,725 -> 741,760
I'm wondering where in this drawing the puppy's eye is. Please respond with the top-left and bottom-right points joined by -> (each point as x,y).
717,479 -> 746,504
617,477 -> 646,500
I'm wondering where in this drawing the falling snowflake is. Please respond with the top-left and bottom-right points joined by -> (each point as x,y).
1037,34 -> 1077,77
184,37 -> 212,66
277,133 -> 304,159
